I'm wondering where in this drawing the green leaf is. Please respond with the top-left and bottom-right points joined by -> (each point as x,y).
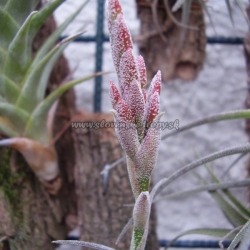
194,170 -> 248,227
33,0 -> 90,66
205,166 -> 250,219
17,42 -> 68,113
24,72 -> 105,144
0,8 -> 19,51
166,228 -> 237,249
0,116 -> 18,137
0,47 -> 7,72
162,109 -> 250,140
0,0 -> 8,8
0,74 -> 20,103
226,192 -> 250,219
228,219 -> 250,250
0,102 -> 29,133
17,32 -> 85,113
150,144 -> 250,200
154,179 -> 250,203
238,219 -> 250,250
4,0 -> 40,26
28,0 -> 65,42
210,192 -> 247,227
52,240 -> 116,250
3,11 -> 38,83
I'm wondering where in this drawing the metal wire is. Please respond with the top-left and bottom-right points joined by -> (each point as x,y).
61,35 -> 244,45
159,239 -> 232,248
93,0 -> 105,112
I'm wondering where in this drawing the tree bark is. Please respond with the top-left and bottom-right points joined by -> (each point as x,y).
0,12 -> 77,250
73,111 -> 159,249
135,0 -> 206,82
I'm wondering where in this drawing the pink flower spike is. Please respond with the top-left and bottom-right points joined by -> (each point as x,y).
109,80 -> 134,122
108,7 -> 133,74
106,0 -> 122,23
145,91 -> 160,125
110,110 -> 139,160
147,70 -> 161,100
118,48 -> 139,97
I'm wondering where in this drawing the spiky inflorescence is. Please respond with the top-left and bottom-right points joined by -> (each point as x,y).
107,0 -> 163,198
107,0 -> 163,249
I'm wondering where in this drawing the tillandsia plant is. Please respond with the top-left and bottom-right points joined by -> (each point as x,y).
53,0 -> 163,249
0,0 -> 102,194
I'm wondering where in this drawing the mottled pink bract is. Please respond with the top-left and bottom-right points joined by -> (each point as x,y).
118,48 -> 139,97
107,0 -> 163,201
110,80 -> 134,122
136,56 -> 147,90
145,91 -> 160,125
112,111 -> 139,160
107,0 -> 133,75
135,114 -> 163,181
147,70 -> 161,99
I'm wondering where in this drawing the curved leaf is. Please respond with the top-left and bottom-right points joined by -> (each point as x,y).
0,8 -> 18,51
154,179 -> 250,203
17,31 -> 86,113
4,0 -> 40,26
162,110 -> 250,140
0,74 -> 20,103
28,0 -> 65,42
0,47 -> 7,72
193,169 -> 248,227
238,219 -> 250,250
16,37 -> 72,113
33,0 -> 90,66
52,240 -> 116,250
0,116 -> 18,137
24,72 -> 106,144
0,0 -> 8,8
3,11 -> 38,83
150,143 -> 250,201
228,219 -> 250,250
0,102 -> 29,132
204,166 -> 250,219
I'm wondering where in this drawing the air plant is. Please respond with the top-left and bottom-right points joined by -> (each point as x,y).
0,0 -> 102,195
53,0 -> 250,250
54,0 -> 163,248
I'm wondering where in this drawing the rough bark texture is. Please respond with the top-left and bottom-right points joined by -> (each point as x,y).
0,11 -> 77,250
135,0 -> 206,82
73,111 -> 159,250
244,4 -> 250,201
